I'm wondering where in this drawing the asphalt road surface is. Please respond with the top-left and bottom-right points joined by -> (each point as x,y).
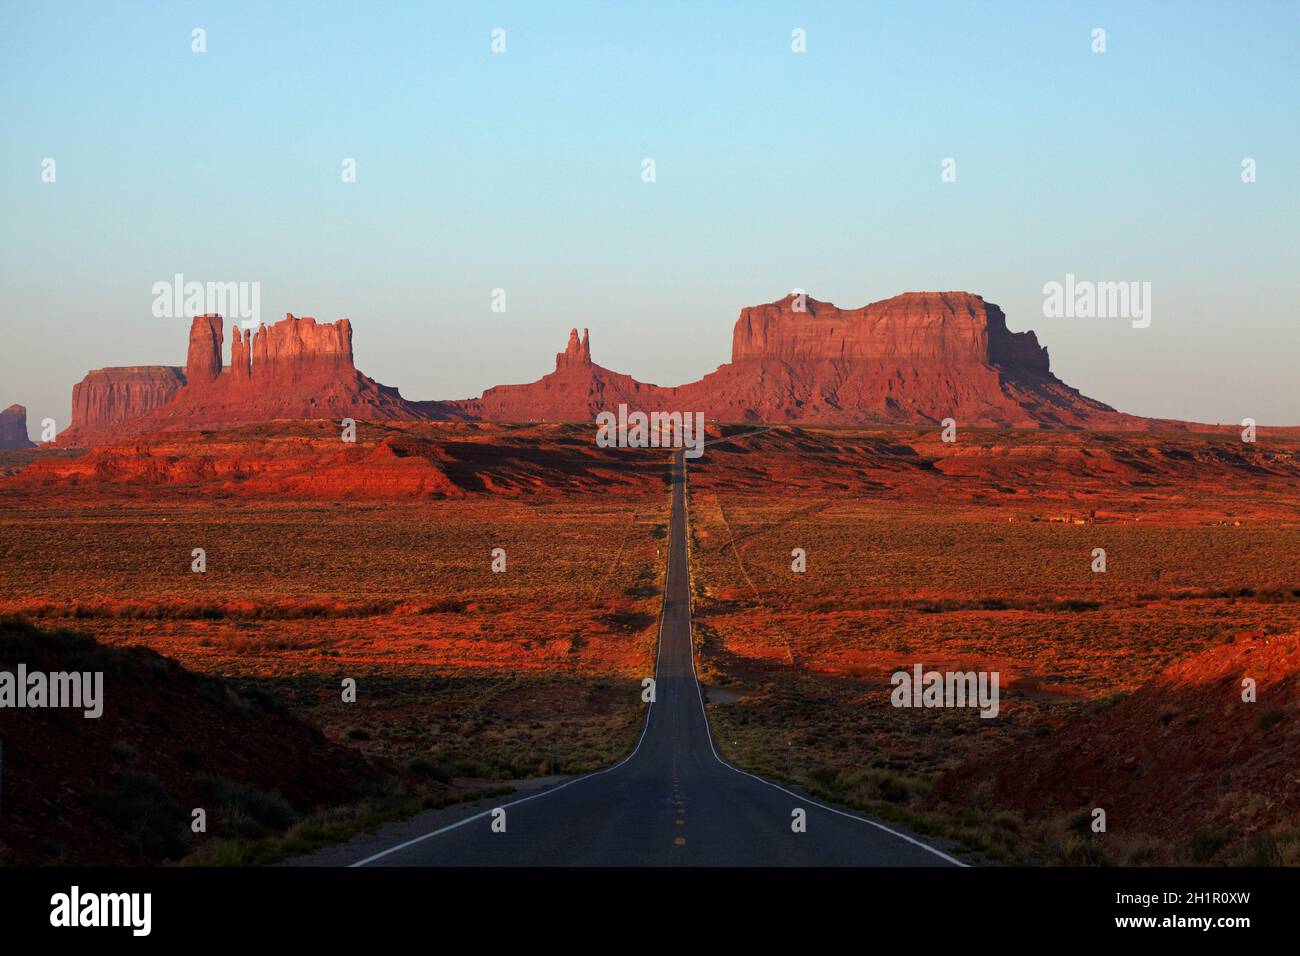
348,448 -> 963,867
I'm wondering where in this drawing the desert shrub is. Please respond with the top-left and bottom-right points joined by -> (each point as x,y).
179,749 -> 204,770
108,739 -> 140,763
1055,832 -> 1109,866
194,775 -> 296,837
1191,829 -> 1231,863
1256,707 -> 1288,732
420,598 -> 467,614
808,765 -> 843,792
406,757 -> 452,783
88,771 -> 186,858
1228,829 -> 1300,867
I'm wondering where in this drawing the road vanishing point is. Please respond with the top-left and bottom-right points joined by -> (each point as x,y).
336,444 -> 965,867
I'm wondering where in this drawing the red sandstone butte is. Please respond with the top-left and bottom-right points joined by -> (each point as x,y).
667,292 -> 1130,427
69,366 -> 187,436
0,404 -> 36,449
59,313 -> 462,443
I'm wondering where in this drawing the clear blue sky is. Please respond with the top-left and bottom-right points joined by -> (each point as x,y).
2,1 -> 1297,430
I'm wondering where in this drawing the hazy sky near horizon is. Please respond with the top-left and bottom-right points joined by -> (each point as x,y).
2,1 -> 1297,432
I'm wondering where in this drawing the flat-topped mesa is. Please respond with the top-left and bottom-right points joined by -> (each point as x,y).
555,327 -> 592,370
0,404 -> 36,449
730,291 -> 1050,373
251,314 -> 355,384
69,366 -> 187,434
185,314 -> 224,384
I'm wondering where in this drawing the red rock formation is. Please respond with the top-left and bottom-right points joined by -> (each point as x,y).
731,292 -> 1048,369
476,328 -> 671,422
251,314 -> 355,385
468,294 -> 1135,428
138,313 -> 449,433
555,328 -> 591,369
12,422 -> 672,499
57,313 -> 466,444
0,404 -> 36,449
67,366 -> 187,437
185,314 -> 224,384
230,326 -> 252,382
668,292 -> 1120,427
55,290 -> 1187,443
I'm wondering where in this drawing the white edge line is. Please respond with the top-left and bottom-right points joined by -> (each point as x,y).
348,465 -> 677,867
680,453 -> 970,868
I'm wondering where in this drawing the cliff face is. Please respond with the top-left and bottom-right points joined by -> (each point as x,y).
0,404 -> 36,449
250,314 -> 355,384
230,326 -> 252,382
185,314 -> 224,384
731,292 -> 1050,373
69,366 -> 187,435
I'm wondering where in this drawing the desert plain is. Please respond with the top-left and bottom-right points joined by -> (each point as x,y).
1,420 -> 1296,864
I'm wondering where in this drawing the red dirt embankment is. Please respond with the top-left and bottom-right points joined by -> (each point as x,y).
932,630 -> 1300,840
0,617 -> 366,865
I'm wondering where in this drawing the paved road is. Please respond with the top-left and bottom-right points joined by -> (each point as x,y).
349,449 -> 963,866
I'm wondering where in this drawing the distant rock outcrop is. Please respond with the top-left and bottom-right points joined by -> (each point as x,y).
69,366 -> 187,436
55,290 -> 1172,443
470,292 -> 1136,428
0,404 -> 36,449
59,314 -> 465,443
667,291 -> 1126,427
140,313 -> 461,433
474,327 -> 671,422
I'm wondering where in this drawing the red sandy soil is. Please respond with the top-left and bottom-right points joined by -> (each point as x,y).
14,421 -> 670,500
688,424 -> 1300,521
0,425 -> 672,809
683,423 -> 1297,861
15,421 -> 1298,515
0,492 -> 668,681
